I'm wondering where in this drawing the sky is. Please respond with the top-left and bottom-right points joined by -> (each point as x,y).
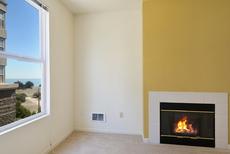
5,0 -> 41,79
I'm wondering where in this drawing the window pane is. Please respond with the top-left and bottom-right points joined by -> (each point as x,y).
0,38 -> 5,49
0,58 -> 42,127
0,11 -> 5,20
5,0 -> 40,58
0,65 -> 4,75
0,10 -> 5,29
0,75 -> 3,82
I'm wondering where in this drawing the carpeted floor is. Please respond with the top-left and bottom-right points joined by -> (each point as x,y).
51,132 -> 230,154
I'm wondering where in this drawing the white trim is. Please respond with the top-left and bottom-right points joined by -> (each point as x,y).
27,0 -> 48,11
26,0 -> 43,11
149,91 -> 228,149
41,131 -> 74,154
40,5 -> 50,115
76,128 -> 141,136
139,0 -> 144,135
228,144 -> 230,149
142,134 -> 150,143
0,113 -> 49,136
0,51 -> 42,63
142,138 -> 150,143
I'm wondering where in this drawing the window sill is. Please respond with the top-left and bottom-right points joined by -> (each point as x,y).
0,112 -> 50,136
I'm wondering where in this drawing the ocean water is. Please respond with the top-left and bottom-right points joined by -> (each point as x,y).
6,79 -> 41,86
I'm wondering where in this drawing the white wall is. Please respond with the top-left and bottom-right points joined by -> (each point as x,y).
0,0 -> 75,154
74,7 -> 142,135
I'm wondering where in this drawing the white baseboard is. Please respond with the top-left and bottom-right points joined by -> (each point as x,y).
141,137 -> 230,149
141,134 -> 150,144
41,131 -> 74,154
228,144 -> 230,149
142,137 -> 150,143
76,128 -> 141,136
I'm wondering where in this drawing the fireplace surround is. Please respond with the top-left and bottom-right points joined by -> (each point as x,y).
149,92 -> 228,149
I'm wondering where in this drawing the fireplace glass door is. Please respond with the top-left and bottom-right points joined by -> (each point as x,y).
160,102 -> 215,147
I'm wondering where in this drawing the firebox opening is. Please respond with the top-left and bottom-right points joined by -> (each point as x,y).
160,102 -> 215,148
174,116 -> 198,135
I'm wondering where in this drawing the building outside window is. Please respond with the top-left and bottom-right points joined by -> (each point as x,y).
0,65 -> 4,83
0,0 -> 50,134
0,38 -> 5,50
0,10 -> 5,29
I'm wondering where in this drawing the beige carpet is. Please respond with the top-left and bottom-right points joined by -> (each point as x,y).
51,132 -> 230,154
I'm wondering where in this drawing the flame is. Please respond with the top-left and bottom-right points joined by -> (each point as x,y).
175,116 -> 197,134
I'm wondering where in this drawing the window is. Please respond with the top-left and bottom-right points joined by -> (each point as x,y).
0,10 -> 5,29
0,0 -> 49,134
0,65 -> 4,75
0,38 -> 5,50
0,65 -> 4,82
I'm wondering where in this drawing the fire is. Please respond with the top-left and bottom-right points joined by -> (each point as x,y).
175,116 -> 197,134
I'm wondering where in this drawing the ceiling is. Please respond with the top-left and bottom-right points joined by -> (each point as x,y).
60,0 -> 140,14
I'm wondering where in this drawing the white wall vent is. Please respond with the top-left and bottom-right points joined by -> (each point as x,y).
91,113 -> 106,122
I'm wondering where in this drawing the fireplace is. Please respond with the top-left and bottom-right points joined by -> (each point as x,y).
149,92 -> 228,148
160,102 -> 215,147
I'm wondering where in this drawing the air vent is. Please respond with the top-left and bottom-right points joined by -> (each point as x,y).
91,113 -> 105,122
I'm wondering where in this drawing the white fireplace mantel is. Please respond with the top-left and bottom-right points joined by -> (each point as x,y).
149,91 -> 228,149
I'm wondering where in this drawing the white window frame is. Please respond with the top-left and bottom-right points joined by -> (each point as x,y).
0,0 -> 50,135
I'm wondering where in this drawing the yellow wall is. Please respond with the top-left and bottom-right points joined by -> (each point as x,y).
143,0 -> 230,143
